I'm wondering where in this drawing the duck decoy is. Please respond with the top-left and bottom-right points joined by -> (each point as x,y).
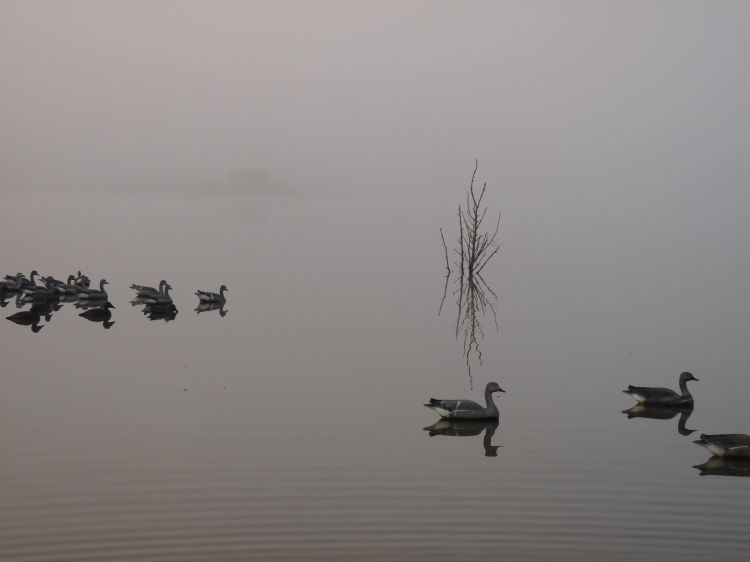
693,456 -> 750,477
621,403 -> 696,436
50,275 -> 80,295
423,418 -> 501,457
1,273 -> 25,291
623,371 -> 698,406
424,381 -> 505,419
75,271 -> 90,289
694,434 -> 750,457
141,284 -> 173,305
78,279 -> 109,300
78,302 -> 115,329
21,270 -> 44,295
195,285 -> 228,303
130,279 -> 168,298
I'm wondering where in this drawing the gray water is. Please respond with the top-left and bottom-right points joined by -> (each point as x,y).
4,2 -> 750,560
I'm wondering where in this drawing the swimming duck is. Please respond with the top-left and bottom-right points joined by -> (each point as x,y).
130,280 -> 168,298
141,284 -> 173,305
78,279 -> 109,300
424,381 -> 505,419
195,285 -> 228,303
623,371 -> 698,406
694,434 -> 750,457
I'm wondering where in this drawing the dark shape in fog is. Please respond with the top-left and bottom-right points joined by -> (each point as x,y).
623,371 -> 699,407
694,434 -> 750,457
195,301 -> 227,317
694,457 -> 750,477
78,301 -> 115,329
621,404 -> 696,436
424,381 -> 504,419
423,418 -> 501,457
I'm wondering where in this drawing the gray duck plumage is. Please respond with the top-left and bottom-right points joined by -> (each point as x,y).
623,371 -> 698,406
130,280 -> 168,298
424,381 -> 505,419
195,285 -> 227,303
141,284 -> 173,305
78,279 -> 109,300
694,434 -> 750,458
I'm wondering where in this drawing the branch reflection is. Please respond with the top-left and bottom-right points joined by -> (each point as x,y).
439,161 -> 501,388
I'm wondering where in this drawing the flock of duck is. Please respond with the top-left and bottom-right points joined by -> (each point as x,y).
425,373 -> 750,469
1,270 -> 228,331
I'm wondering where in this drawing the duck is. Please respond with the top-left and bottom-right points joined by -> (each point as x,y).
140,284 -> 173,305
78,279 -> 109,300
424,381 -> 505,419
20,270 -> 43,295
1,273 -> 26,291
694,434 -> 750,458
130,279 -> 168,298
195,285 -> 227,303
623,371 -> 698,406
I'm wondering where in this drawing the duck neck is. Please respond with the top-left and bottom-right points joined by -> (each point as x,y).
679,378 -> 692,399
99,280 -> 108,296
484,388 -> 499,414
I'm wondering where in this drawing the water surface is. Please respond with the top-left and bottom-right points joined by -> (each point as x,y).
2,188 -> 750,561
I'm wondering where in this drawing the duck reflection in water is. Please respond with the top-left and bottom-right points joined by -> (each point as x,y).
423,418 -> 501,457
195,301 -> 227,317
5,298 -> 55,333
621,404 -> 696,436
143,303 -> 178,322
0,289 -> 12,308
693,457 -> 750,477
78,301 -> 115,329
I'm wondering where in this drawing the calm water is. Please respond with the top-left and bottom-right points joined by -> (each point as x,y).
1,187 -> 750,561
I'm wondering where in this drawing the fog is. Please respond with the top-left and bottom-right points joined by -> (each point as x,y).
3,1 -> 748,195
3,3 -> 750,560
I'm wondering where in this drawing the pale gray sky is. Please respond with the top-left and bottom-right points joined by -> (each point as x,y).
3,1 -> 749,198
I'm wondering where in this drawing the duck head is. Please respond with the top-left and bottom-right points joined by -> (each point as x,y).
486,381 -> 505,393
680,372 -> 699,383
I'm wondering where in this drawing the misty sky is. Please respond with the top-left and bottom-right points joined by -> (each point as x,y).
2,1 -> 749,199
